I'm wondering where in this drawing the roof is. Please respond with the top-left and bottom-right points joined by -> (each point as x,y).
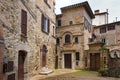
60,1 -> 94,19
56,14 -> 62,18
95,12 -> 108,15
94,21 -> 120,28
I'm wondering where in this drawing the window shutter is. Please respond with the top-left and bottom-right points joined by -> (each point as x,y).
41,14 -> 44,31
21,10 -> 27,36
48,19 -> 50,33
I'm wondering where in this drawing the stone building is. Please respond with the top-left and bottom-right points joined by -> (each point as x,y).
56,1 -> 94,69
85,21 -> 120,70
0,0 -> 56,80
85,7 -> 120,71
92,10 -> 108,26
92,21 -> 120,73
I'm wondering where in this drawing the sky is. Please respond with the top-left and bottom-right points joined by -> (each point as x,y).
55,0 -> 120,23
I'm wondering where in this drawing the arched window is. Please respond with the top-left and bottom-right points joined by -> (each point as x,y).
75,37 -> 78,43
65,34 -> 70,44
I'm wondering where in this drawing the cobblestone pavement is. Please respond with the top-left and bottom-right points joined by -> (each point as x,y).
31,69 -> 120,80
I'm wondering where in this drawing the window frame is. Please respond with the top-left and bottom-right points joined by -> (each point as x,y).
100,27 -> 106,33
56,38 -> 60,45
69,21 -> 73,25
65,34 -> 71,44
75,37 -> 79,43
76,52 -> 80,60
41,14 -> 50,34
108,24 -> 115,31
57,20 -> 61,27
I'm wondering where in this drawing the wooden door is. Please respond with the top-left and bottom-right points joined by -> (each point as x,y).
64,54 -> 72,69
0,24 -> 4,80
90,53 -> 100,71
42,52 -> 46,67
18,51 -> 27,80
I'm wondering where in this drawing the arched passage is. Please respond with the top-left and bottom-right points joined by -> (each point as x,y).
18,50 -> 27,80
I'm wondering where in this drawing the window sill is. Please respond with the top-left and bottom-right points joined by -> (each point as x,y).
64,43 -> 71,45
73,42 -> 79,44
21,34 -> 27,38
42,30 -> 49,35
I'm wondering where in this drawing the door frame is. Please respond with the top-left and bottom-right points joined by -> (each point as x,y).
18,50 -> 27,80
90,53 -> 100,71
62,52 -> 74,69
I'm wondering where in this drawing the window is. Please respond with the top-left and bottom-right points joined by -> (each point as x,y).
75,37 -> 78,43
102,38 -> 106,44
85,57 -> 87,67
21,9 -> 27,36
76,52 -> 80,60
56,38 -> 60,45
57,20 -> 61,27
41,14 -> 50,33
100,27 -> 106,33
76,52 -> 80,65
65,34 -> 70,44
53,26 -> 55,36
103,57 -> 106,64
69,21 -> 73,25
108,25 -> 115,31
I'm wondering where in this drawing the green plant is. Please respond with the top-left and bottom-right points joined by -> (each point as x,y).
98,66 -> 108,76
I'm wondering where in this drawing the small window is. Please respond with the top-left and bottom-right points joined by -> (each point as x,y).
69,21 -> 73,25
57,20 -> 61,27
100,27 -> 106,33
75,37 -> 78,43
102,38 -> 106,44
41,14 -> 50,33
76,52 -> 80,60
103,57 -> 107,64
65,34 -> 70,44
85,57 -> 87,67
56,38 -> 60,45
108,25 -> 115,31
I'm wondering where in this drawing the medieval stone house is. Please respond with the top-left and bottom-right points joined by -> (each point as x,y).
85,10 -> 120,71
85,10 -> 120,70
0,0 -> 56,80
91,21 -> 120,73
56,1 -> 94,69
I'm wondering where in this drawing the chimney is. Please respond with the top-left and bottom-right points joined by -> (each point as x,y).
94,10 -> 100,14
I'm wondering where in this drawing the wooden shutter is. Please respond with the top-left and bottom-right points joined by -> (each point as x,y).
21,10 -> 27,36
48,19 -> 50,33
41,14 -> 44,31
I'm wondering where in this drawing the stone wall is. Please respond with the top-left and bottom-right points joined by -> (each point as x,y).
0,0 -> 56,80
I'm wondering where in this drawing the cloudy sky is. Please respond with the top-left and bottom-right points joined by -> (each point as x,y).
55,0 -> 120,23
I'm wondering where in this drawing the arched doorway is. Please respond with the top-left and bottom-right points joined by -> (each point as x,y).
41,45 -> 47,67
18,50 -> 27,80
